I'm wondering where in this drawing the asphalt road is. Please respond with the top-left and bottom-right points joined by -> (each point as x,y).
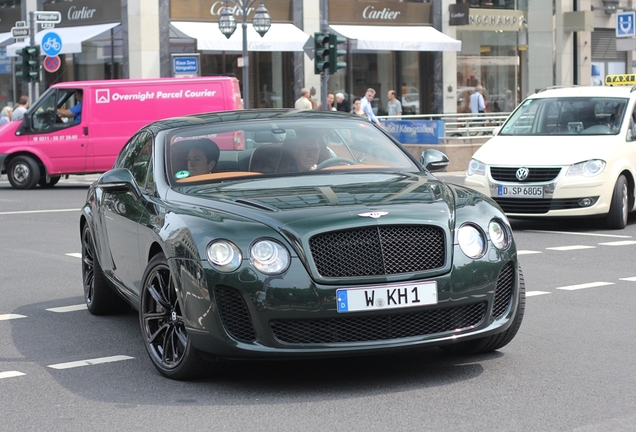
1,173 -> 635,432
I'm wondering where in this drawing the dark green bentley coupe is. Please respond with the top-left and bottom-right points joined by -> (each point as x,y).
80,109 -> 525,380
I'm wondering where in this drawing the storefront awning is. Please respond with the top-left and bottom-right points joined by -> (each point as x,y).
171,21 -> 310,52
0,32 -> 13,47
6,23 -> 120,57
329,25 -> 462,52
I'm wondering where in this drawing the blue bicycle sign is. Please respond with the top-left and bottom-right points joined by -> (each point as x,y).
41,32 -> 62,56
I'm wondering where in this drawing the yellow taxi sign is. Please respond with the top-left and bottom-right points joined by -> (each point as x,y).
605,74 -> 636,85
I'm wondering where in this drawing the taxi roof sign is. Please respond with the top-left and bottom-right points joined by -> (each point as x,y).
605,74 -> 636,85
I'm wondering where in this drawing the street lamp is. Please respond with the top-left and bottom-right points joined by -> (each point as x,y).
218,0 -> 271,109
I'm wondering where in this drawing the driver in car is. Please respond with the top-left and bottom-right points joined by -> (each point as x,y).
289,136 -> 321,171
57,90 -> 83,123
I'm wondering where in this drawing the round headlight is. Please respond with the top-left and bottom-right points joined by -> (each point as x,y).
489,220 -> 510,250
458,224 -> 486,259
206,240 -> 242,272
250,239 -> 290,275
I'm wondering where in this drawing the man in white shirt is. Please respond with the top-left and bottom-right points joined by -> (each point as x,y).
361,88 -> 381,126
294,88 -> 313,110
469,85 -> 486,114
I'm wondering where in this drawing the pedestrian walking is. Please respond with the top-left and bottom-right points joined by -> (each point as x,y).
361,88 -> 381,126
387,90 -> 402,119
12,95 -> 29,121
469,85 -> 486,114
294,88 -> 313,110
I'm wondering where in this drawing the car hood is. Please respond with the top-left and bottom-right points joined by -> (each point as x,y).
473,135 -> 621,166
174,172 -> 458,235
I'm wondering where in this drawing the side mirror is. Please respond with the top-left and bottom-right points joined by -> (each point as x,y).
420,149 -> 450,172
98,168 -> 141,198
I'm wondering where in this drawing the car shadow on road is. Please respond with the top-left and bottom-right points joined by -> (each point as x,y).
9,297 -> 505,406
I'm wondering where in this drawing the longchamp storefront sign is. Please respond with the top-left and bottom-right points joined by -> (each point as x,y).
460,9 -> 526,32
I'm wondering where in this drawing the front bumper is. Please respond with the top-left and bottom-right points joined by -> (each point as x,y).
465,171 -> 613,217
178,249 -> 520,359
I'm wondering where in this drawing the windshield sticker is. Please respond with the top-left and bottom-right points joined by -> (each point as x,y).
175,170 -> 190,179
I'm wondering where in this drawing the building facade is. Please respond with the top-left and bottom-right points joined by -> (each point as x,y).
0,0 -> 633,114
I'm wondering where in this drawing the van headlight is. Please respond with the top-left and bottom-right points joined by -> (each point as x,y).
250,239 -> 290,275
458,224 -> 486,259
566,160 -> 605,177
467,159 -> 486,176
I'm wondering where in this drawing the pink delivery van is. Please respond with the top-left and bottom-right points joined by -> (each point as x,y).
0,76 -> 243,189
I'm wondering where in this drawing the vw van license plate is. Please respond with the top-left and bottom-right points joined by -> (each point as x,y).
336,282 -> 437,313
497,185 -> 543,198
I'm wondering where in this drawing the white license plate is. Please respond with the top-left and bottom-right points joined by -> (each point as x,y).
336,282 -> 437,313
497,185 -> 543,198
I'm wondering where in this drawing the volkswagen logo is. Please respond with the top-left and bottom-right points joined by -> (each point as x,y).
516,167 -> 529,181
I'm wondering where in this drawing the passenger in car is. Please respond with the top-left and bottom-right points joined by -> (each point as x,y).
186,138 -> 220,176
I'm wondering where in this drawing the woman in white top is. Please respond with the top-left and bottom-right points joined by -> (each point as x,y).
0,106 -> 12,125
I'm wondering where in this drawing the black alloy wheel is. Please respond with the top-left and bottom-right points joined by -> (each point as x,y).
140,254 -> 214,380
441,265 -> 526,355
81,224 -> 127,315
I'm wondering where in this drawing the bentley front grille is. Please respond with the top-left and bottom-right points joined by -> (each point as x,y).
270,302 -> 487,344
309,225 -> 446,278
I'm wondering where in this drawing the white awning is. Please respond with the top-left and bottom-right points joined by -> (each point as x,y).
329,25 -> 462,52
171,21 -> 310,52
7,23 -> 120,57
0,32 -> 12,47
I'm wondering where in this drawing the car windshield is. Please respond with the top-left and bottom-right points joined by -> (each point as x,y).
499,97 -> 629,136
165,118 -> 419,185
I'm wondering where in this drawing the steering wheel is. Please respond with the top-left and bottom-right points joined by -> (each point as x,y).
316,157 -> 357,170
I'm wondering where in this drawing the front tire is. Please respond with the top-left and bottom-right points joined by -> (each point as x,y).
606,175 -> 629,229
441,265 -> 526,355
81,224 -> 128,315
140,254 -> 215,380
8,155 -> 40,189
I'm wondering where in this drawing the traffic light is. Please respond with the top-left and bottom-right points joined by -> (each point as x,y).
314,32 -> 329,74
16,46 -> 41,83
328,33 -> 347,74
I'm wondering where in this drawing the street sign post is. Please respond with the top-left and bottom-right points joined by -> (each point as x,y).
35,11 -> 61,23
41,32 -> 62,57
617,11 -> 636,38
11,27 -> 30,39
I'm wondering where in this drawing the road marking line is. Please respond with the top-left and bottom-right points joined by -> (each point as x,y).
556,282 -> 615,291
0,208 -> 78,216
66,253 -> 82,258
546,245 -> 596,251
0,371 -> 26,379
527,291 -> 551,297
0,314 -> 27,321
528,230 -> 631,239
518,250 -> 542,255
47,304 -> 87,313
598,240 -> 636,246
48,355 -> 134,370
619,277 -> 636,281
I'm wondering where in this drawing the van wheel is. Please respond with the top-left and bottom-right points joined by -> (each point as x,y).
606,175 -> 629,229
38,176 -> 61,188
8,156 -> 40,189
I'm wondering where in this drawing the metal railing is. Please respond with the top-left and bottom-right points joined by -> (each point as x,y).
377,112 -> 511,141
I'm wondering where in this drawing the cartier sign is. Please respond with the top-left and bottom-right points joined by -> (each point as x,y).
44,0 -> 120,26
329,0 -> 431,26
